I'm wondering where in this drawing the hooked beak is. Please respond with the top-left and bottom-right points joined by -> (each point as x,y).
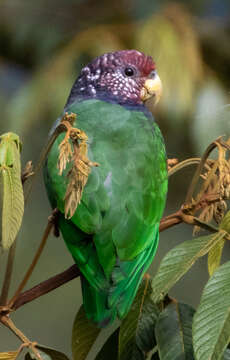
140,72 -> 162,104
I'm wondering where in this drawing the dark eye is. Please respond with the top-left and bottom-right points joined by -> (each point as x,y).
124,67 -> 135,77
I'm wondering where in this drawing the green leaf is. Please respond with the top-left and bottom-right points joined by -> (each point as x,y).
0,132 -> 24,250
25,345 -> 70,360
95,329 -> 119,360
72,305 -> 101,360
193,260 -> 230,360
207,238 -> 225,276
0,352 -> 18,360
119,276 -> 159,360
220,211 -> 230,233
151,349 -> 160,360
223,349 -> 230,360
151,232 -> 226,303
155,302 -> 195,360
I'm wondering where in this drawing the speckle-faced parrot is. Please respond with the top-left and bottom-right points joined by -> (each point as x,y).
44,50 -> 168,327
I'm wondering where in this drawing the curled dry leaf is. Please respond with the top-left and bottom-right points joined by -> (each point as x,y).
57,112 -> 98,219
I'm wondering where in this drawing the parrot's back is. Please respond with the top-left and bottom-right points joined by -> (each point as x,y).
44,98 -> 167,326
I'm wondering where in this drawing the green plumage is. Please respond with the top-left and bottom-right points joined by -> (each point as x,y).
44,99 -> 167,326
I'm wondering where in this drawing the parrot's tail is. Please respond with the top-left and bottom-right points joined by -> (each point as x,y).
81,232 -> 159,327
58,214 -> 159,327
81,277 -> 117,327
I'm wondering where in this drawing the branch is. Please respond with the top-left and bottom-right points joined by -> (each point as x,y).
159,211 -> 182,232
12,264 -> 80,310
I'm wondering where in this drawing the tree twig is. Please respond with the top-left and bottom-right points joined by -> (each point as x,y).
185,137 -> 222,203
0,315 -> 42,360
7,210 -> 58,309
0,242 -> 17,306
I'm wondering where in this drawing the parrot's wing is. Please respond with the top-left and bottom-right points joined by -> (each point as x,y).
44,99 -> 167,321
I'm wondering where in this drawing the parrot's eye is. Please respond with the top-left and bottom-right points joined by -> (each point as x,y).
124,67 -> 135,77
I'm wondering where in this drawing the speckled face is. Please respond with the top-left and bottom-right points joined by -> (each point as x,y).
66,50 -> 157,107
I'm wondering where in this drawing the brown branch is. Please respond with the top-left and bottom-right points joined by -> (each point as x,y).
159,211 -> 182,232
12,264 -> 80,310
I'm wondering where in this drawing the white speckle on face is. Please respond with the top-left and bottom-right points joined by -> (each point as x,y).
88,84 -> 96,95
82,66 -> 90,75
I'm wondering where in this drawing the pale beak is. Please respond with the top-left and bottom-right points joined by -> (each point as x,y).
140,73 -> 162,104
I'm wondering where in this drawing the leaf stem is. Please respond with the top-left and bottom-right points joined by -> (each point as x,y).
185,137 -> 222,203
168,158 -> 201,177
7,213 -> 55,309
0,315 -> 42,360
0,242 -> 17,305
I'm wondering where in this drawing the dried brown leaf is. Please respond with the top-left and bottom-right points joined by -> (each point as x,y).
57,112 -> 99,219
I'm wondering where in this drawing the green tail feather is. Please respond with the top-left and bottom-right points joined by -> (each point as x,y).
81,234 -> 158,326
57,212 -> 159,326
81,278 -> 117,327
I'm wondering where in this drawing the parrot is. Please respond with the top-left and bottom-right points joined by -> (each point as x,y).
44,50 -> 168,327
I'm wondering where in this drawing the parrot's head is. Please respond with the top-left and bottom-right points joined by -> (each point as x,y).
67,50 -> 162,107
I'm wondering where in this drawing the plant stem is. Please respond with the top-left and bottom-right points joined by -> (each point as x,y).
168,157 -> 201,177
185,138 -> 221,203
0,315 -> 42,360
12,265 -> 80,310
7,218 -> 54,309
0,242 -> 17,305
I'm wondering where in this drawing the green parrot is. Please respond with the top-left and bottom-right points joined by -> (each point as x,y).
44,50 -> 168,327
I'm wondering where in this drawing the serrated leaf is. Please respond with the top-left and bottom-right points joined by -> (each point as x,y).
119,276 -> 159,360
151,232 -> 226,303
207,238 -> 225,276
0,132 -> 24,250
155,303 -> 195,360
72,305 -> 101,360
193,260 -> 230,360
0,352 -> 18,360
95,329 -> 119,360
25,345 -> 70,360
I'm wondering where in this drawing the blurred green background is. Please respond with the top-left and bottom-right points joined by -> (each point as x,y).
0,0 -> 230,357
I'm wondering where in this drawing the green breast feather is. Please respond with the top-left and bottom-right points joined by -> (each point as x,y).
44,99 -> 168,326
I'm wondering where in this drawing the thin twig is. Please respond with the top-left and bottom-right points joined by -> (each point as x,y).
0,242 -> 17,305
168,158 -> 201,177
7,214 -> 55,309
0,315 -> 42,360
185,137 -> 222,204
24,116 -> 74,204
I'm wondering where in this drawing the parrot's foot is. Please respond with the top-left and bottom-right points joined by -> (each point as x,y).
167,158 -> 179,172
48,208 -> 60,237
